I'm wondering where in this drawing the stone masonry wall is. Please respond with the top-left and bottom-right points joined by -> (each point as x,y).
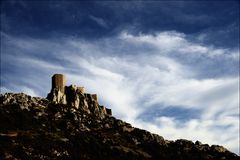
52,74 -> 66,93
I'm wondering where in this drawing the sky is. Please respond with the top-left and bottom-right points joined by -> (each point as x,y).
1,0 -> 239,154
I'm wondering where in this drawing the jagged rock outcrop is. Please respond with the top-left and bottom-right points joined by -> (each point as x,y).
47,74 -> 111,119
0,93 -> 239,160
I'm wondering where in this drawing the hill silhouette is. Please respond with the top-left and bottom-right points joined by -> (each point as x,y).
0,92 -> 239,160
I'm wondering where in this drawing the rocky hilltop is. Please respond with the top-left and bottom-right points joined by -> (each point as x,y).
0,74 -> 239,159
0,93 -> 239,160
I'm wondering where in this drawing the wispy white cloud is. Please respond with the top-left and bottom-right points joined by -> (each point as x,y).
120,31 -> 238,60
1,31 -> 239,154
89,15 -> 108,28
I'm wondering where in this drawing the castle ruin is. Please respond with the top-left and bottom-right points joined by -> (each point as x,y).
52,74 -> 66,93
47,74 -> 112,117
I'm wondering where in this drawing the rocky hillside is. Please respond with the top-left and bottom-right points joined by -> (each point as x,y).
0,93 -> 239,160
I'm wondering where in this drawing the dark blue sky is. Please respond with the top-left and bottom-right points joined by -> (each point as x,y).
1,0 -> 239,47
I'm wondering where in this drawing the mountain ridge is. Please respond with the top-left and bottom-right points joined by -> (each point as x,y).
0,92 -> 239,160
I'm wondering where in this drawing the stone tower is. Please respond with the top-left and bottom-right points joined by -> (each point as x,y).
52,74 -> 66,93
47,74 -> 112,116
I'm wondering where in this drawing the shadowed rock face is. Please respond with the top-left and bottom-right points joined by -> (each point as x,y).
47,85 -> 110,119
0,93 -> 239,160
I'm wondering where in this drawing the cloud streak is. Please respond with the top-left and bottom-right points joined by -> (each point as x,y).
1,31 -> 239,154
89,15 -> 108,28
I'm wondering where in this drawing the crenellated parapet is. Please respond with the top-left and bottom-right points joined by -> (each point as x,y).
47,74 -> 112,117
